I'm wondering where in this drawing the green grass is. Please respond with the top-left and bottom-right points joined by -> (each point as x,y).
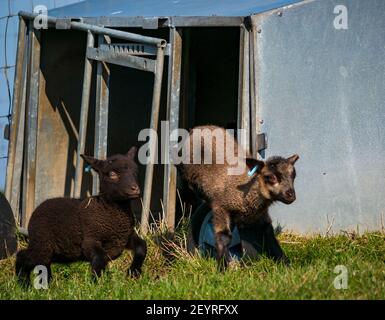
0,229 -> 384,300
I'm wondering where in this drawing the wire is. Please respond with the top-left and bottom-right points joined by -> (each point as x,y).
0,14 -> 16,21
0,0 -> 13,159
4,23 -> 12,119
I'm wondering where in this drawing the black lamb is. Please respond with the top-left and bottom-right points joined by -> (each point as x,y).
15,147 -> 147,286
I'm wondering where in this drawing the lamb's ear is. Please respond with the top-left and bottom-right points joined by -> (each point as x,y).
287,154 -> 299,165
81,154 -> 104,172
125,146 -> 138,160
246,157 -> 265,174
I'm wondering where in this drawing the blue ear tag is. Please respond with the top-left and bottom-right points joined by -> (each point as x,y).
248,165 -> 259,177
85,164 -> 92,173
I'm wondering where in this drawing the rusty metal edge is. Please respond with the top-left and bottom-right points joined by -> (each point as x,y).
22,22 -> 41,227
93,35 -> 111,195
73,31 -> 95,199
237,24 -> 251,155
5,17 -> 26,204
140,45 -> 166,234
163,27 -> 182,233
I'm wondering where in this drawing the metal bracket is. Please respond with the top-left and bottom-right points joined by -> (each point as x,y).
56,18 -> 83,29
257,133 -> 267,152
100,43 -> 170,56
87,47 -> 156,73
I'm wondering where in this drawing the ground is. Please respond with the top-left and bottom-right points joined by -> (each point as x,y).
0,229 -> 384,300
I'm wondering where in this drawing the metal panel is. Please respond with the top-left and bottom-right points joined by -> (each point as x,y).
73,30 -> 94,199
87,47 -> 156,73
168,17 -> 244,27
255,0 -> 385,233
93,35 -> 110,195
34,28 -> 90,210
8,25 -> 29,221
5,17 -> 26,205
237,25 -> 250,154
37,16 -> 243,28
48,0 -> 303,18
163,27 -> 182,233
22,21 -> 41,226
60,17 -> 160,28
249,19 -> 261,158
141,45 -> 166,234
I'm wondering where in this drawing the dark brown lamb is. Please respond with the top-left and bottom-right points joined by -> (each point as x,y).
176,125 -> 299,270
15,147 -> 147,286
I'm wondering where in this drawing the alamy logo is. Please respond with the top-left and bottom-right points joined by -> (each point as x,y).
333,265 -> 348,289
333,5 -> 348,30
33,5 -> 48,30
33,265 -> 48,289
137,123 -> 249,176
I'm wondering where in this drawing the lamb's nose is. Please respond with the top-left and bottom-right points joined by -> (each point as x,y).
131,185 -> 140,192
285,189 -> 295,199
124,185 -> 140,198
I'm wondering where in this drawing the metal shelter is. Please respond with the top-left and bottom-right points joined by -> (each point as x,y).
5,0 -> 385,234
6,0 -> 301,233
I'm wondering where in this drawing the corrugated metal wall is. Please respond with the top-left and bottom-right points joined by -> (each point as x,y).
257,0 -> 385,233
0,0 -> 84,190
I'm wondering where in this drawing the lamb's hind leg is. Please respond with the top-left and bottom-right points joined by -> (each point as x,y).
82,240 -> 109,278
15,249 -> 33,287
16,247 -> 53,288
260,222 -> 289,265
212,204 -> 232,271
126,232 -> 147,277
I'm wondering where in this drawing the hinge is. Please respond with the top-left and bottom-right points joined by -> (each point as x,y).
257,133 -> 267,152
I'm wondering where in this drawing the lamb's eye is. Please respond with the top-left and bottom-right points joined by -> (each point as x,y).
265,174 -> 277,184
108,171 -> 119,180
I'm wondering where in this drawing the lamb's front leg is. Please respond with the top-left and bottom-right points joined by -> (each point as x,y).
126,232 -> 147,277
82,239 -> 109,277
212,204 -> 232,271
258,222 -> 290,265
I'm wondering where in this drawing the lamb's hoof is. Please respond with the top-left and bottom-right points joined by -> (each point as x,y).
17,277 -> 31,289
216,260 -> 229,273
127,268 -> 142,278
91,270 -> 104,283
280,256 -> 291,267
217,265 -> 229,273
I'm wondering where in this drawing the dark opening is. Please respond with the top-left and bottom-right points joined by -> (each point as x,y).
177,27 -> 240,220
106,28 -> 169,218
180,27 -> 240,130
